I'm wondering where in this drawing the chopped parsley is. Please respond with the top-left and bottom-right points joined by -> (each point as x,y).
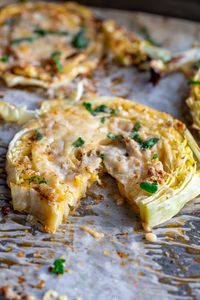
72,29 -> 88,49
133,122 -> 141,132
34,28 -> 68,37
11,36 -> 35,45
0,55 -> 9,63
83,102 -> 119,116
131,124 -> 159,150
93,104 -> 119,115
35,130 -> 43,141
72,137 -> 85,147
141,138 -> 159,150
100,154 -> 104,160
188,79 -> 200,85
153,153 -> 158,159
107,132 -> 123,141
83,102 -> 94,114
28,175 -> 47,184
51,258 -> 65,275
131,131 -> 143,144
141,26 -> 161,47
100,116 -> 106,124
51,51 -> 63,72
140,181 -> 158,194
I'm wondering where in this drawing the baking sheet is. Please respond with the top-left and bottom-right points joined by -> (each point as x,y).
0,5 -> 200,300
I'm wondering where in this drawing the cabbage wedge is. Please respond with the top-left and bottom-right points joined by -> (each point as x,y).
3,96 -> 200,232
186,68 -> 200,132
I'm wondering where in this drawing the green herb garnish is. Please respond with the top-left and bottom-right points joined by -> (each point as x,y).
107,132 -> 123,141
131,131 -> 143,145
34,28 -> 68,37
51,51 -> 63,72
141,27 -> 161,47
188,79 -> 200,85
72,29 -> 88,49
94,104 -> 118,115
133,122 -> 141,132
100,154 -> 104,160
11,36 -> 35,45
0,55 -> 9,63
153,153 -> 158,159
131,125 -> 159,150
141,138 -> 159,150
83,102 -> 94,115
28,175 -> 47,184
72,137 -> 85,147
140,181 -> 158,194
51,258 -> 65,275
83,102 -> 119,116
100,116 -> 106,124
35,130 -> 43,141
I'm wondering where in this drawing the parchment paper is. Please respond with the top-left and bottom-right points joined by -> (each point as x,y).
0,6 -> 200,300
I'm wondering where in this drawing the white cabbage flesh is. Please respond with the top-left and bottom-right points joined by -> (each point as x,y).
0,101 -> 36,124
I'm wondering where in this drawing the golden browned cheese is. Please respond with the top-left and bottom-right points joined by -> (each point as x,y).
102,20 -> 148,66
0,2 -> 104,88
6,96 -> 200,233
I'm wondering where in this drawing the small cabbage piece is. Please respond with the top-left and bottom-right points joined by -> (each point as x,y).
0,101 -> 36,124
103,20 -> 200,77
5,96 -> 200,232
151,48 -> 200,76
186,68 -> 200,132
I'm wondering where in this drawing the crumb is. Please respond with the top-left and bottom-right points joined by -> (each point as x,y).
103,250 -> 110,256
17,252 -> 24,258
145,232 -> 157,243
80,225 -> 104,240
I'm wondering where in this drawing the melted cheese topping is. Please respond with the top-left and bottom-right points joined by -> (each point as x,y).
6,96 -> 197,232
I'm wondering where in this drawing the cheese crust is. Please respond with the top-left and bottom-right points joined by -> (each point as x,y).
6,96 -> 200,232
0,2 -> 103,89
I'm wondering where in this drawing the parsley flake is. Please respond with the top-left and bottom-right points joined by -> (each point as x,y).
72,137 -> 85,147
153,153 -> 158,159
107,132 -> 123,141
100,116 -> 106,124
100,154 -> 104,160
34,28 -> 68,37
131,132 -> 143,145
11,36 -> 35,45
133,122 -> 141,132
35,130 -> 43,141
83,102 -> 94,115
140,181 -> 158,194
28,175 -> 47,184
72,29 -> 88,49
51,258 -> 65,275
131,125 -> 159,150
141,138 -> 159,150
188,79 -> 200,85
83,102 -> 119,116
51,51 -> 63,72
0,55 -> 9,63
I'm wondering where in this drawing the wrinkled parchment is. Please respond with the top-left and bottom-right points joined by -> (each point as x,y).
0,7 -> 200,300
